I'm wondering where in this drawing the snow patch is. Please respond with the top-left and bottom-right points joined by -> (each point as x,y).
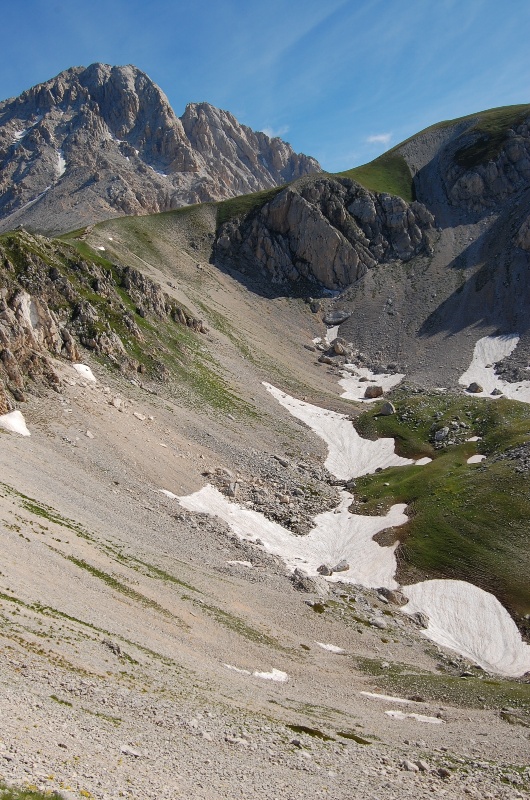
179,484 -> 406,589
339,367 -> 404,402
467,454 -> 486,464
402,579 -> 530,677
72,364 -> 96,383
226,560 -> 253,568
56,150 -> 66,178
159,489 -> 179,500
385,710 -> 443,724
224,665 -> 288,682
326,325 -> 339,343
316,642 -> 345,653
263,383 -> 412,480
253,669 -> 288,682
459,334 -> 530,403
414,457 -> 432,466
360,691 -> 414,704
224,664 -> 251,675
0,410 -> 30,436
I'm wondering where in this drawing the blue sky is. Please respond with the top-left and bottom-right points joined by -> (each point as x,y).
1,0 -> 529,171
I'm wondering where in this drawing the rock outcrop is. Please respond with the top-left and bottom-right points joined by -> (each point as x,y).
444,118 -> 530,211
215,177 -> 436,290
0,64 -> 320,235
0,230 -> 205,412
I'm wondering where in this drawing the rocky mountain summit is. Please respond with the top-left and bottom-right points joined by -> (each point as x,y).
0,63 -> 319,235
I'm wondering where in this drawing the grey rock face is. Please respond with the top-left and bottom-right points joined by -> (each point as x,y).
215,178 -> 436,290
445,120 -> 530,211
0,64 -> 320,234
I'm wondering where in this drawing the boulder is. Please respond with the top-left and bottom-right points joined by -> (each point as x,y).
379,401 -> 395,415
291,569 -> 330,596
364,385 -> 383,399
467,381 -> 483,393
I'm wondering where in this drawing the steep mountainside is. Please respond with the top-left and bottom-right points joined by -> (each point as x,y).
213,105 -> 530,384
1,97 -> 530,800
0,63 -> 320,235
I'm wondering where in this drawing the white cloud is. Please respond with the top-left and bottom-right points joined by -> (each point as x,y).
366,133 -> 392,145
262,125 -> 290,139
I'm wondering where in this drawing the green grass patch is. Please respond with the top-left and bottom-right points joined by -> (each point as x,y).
216,186 -> 285,227
352,393 -> 530,619
337,152 -> 415,202
63,555 -> 184,623
453,104 -> 530,169
287,724 -> 334,741
50,694 -> 72,707
191,599 -> 285,650
355,657 -> 530,714
0,784 -> 61,800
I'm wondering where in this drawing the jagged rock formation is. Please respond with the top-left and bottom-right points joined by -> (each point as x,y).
394,105 -> 530,216
215,177 -> 436,290
0,230 -> 205,413
0,64 -> 320,235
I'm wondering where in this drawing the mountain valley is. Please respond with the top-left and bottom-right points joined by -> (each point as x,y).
0,66 -> 529,800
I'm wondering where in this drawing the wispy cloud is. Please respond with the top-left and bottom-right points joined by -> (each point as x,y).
262,125 -> 290,139
366,133 -> 392,145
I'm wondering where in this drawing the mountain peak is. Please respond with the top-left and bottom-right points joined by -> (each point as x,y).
0,65 -> 320,234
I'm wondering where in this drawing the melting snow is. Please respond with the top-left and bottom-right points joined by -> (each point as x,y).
72,364 -> 96,383
0,410 -> 30,436
339,367 -> 404,402
385,710 -> 443,724
402,579 -> 530,677
360,692 -> 414,704
253,668 -> 288,682
56,150 -> 66,177
459,334 -> 530,402
467,454 -> 486,464
159,489 -> 179,500
224,665 -> 288,681
177,383 -> 530,677
13,129 -> 27,144
415,457 -> 432,465
179,485 -> 407,589
316,642 -> 345,653
263,383 -> 412,480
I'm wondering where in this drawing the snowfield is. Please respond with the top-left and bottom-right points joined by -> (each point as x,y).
459,334 -> 530,402
177,383 -> 530,677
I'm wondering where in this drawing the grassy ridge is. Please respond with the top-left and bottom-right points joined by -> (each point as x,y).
352,392 -> 530,621
216,186 -> 285,227
453,104 -> 530,169
338,152 -> 415,202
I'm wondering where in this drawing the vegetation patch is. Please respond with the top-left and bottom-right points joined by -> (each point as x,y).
453,104 -> 530,169
351,392 -> 530,622
216,186 -> 285,227
336,731 -> 372,744
355,657 -> 530,716
0,784 -> 60,800
338,152 -> 415,202
190,598 -> 285,650
63,555 -> 182,621
287,724 -> 334,741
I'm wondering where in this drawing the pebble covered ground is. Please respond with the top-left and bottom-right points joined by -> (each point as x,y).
0,362 -> 529,800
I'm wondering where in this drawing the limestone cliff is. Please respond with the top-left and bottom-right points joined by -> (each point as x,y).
0,230 -> 205,414
215,177 -> 436,290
